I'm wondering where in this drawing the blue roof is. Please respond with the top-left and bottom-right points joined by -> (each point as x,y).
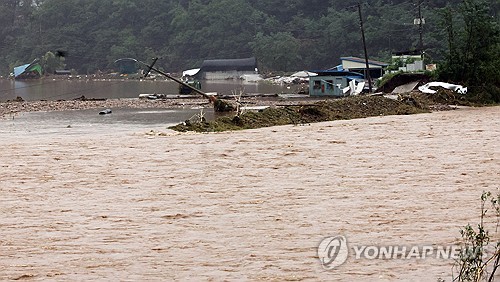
13,59 -> 42,78
14,64 -> 30,78
328,64 -> 344,71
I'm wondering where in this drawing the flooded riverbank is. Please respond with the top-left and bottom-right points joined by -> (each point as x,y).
0,107 -> 217,136
0,78 -> 297,102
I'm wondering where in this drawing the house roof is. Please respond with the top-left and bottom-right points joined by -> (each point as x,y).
13,64 -> 31,77
393,50 -> 422,56
308,69 -> 364,79
200,57 -> 257,72
341,56 -> 389,67
13,60 -> 42,78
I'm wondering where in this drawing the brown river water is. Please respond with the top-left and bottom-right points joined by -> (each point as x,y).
0,106 -> 499,281
0,79 -> 292,102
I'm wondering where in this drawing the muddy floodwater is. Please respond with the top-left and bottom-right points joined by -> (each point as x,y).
0,106 -> 499,281
0,79 -> 295,102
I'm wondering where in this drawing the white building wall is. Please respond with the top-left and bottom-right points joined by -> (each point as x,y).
342,60 -> 383,70
203,70 -> 255,80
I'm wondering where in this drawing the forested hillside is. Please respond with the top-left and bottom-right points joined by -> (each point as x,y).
0,0 -> 498,75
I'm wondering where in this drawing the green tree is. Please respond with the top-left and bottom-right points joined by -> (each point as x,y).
167,0 -> 258,70
1,0 -> 486,75
0,0 -> 33,75
439,1 -> 500,85
41,51 -> 65,74
251,32 -> 301,71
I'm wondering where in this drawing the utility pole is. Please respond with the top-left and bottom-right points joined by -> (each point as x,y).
357,2 -> 372,93
415,0 -> 425,68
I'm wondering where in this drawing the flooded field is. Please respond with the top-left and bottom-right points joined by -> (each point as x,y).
0,79 -> 294,102
0,106 -> 499,281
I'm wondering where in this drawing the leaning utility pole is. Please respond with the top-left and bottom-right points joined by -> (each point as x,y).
358,2 -> 372,93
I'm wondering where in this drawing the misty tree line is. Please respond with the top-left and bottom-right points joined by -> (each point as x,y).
0,0 -> 498,89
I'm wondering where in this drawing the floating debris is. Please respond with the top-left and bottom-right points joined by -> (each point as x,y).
99,109 -> 112,115
418,82 -> 467,95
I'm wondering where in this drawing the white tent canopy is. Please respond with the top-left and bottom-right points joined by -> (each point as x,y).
291,70 -> 318,78
182,68 -> 200,77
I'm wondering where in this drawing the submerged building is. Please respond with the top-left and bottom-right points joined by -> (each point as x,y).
195,57 -> 258,80
340,56 -> 388,79
13,60 -> 42,79
308,70 -> 364,97
114,58 -> 139,74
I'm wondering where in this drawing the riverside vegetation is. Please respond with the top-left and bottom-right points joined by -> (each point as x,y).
454,192 -> 500,281
170,95 -> 429,132
1,0 -> 497,82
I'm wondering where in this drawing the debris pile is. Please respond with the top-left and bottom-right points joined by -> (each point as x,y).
378,73 -> 431,93
169,95 -> 427,132
400,90 -> 472,110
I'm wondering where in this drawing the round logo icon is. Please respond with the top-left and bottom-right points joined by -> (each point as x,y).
318,235 -> 349,270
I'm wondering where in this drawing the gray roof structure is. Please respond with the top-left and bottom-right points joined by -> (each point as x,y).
200,57 -> 257,72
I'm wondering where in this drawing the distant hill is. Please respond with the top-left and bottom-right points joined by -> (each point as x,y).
0,0 -> 496,75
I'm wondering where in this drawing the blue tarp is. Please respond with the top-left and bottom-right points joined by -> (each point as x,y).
13,64 -> 30,78
13,60 -> 42,78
